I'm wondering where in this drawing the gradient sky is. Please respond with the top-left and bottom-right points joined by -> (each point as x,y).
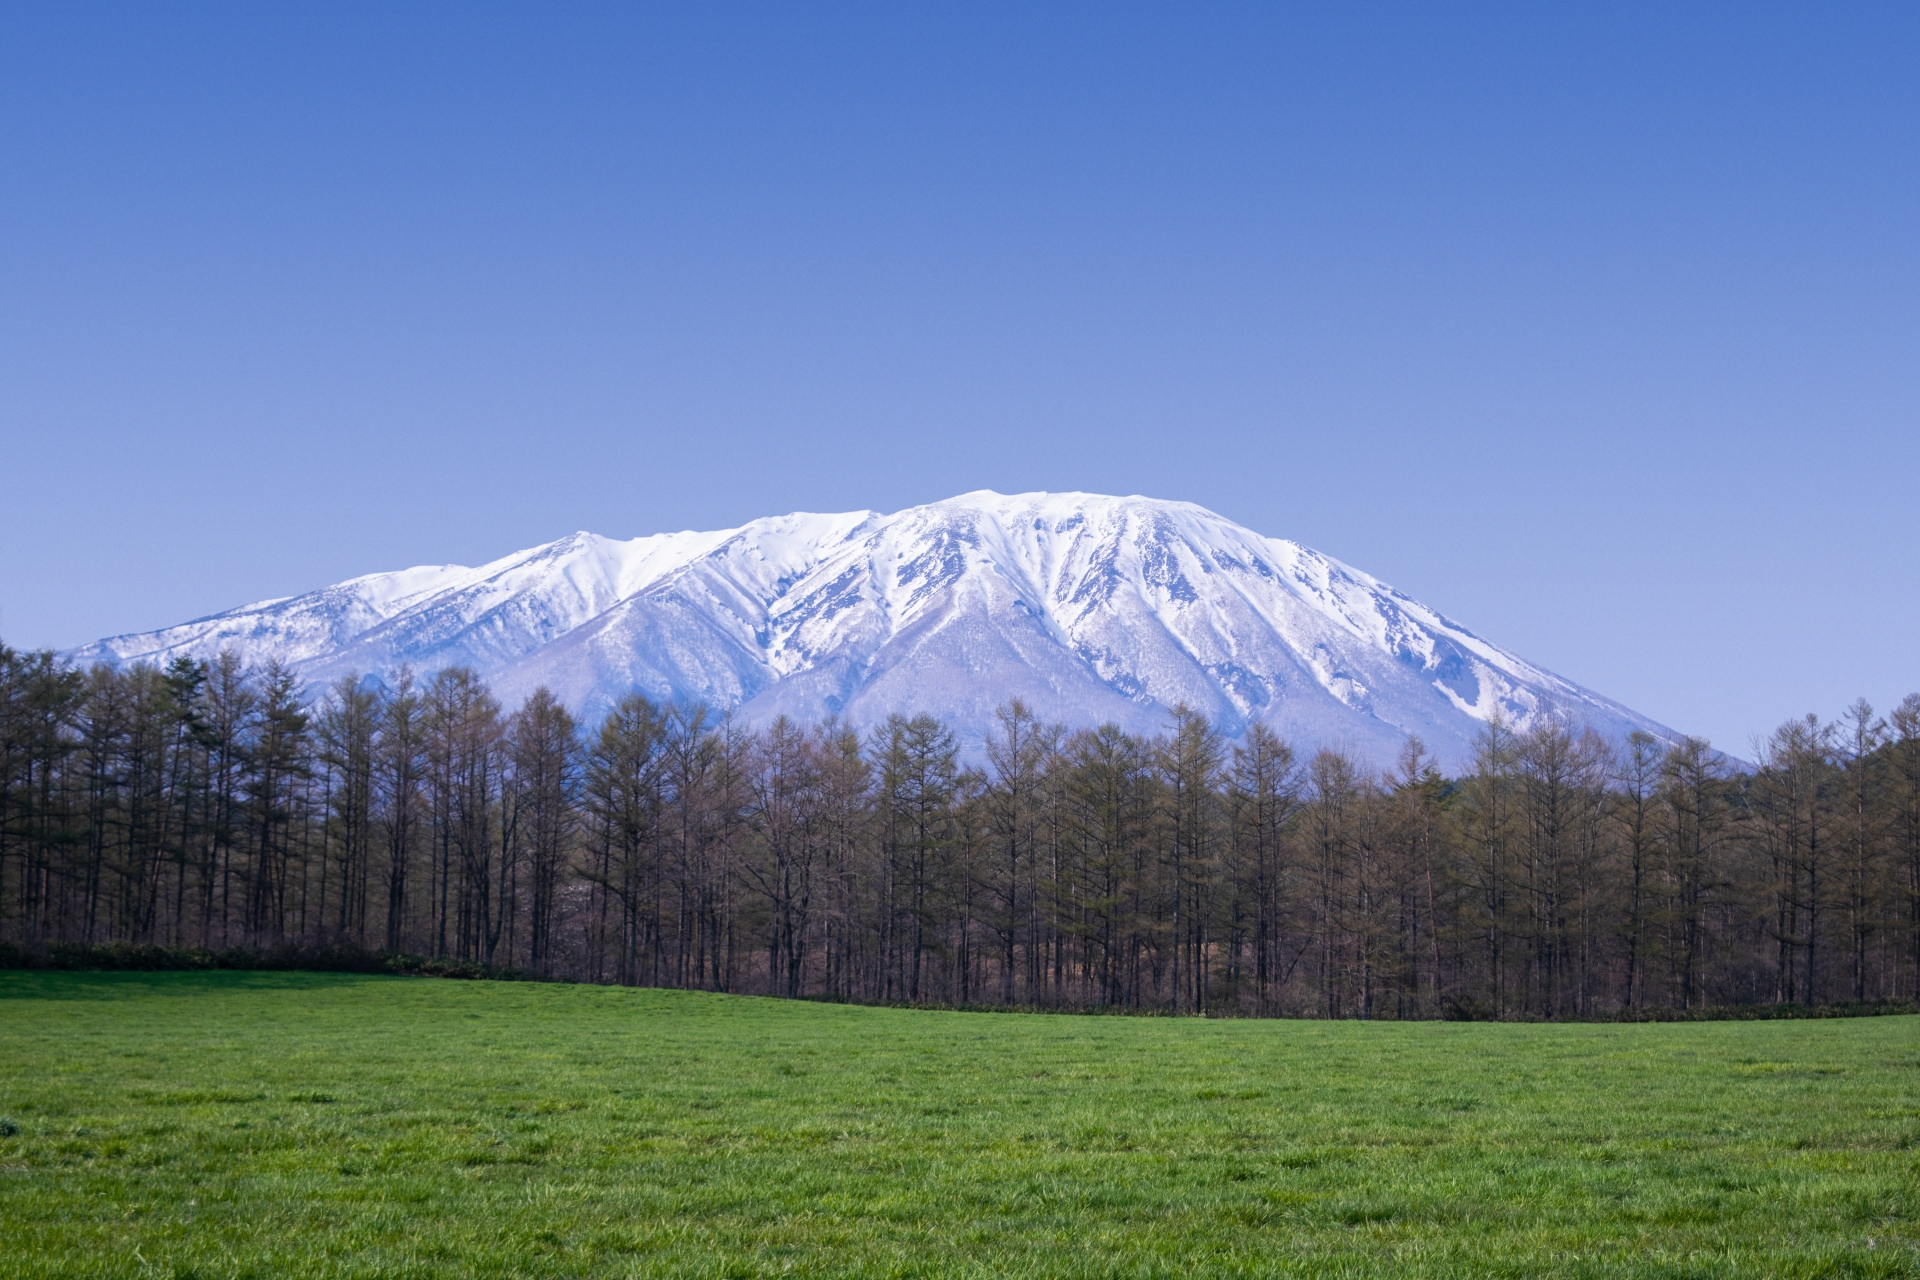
2,3 -> 1915,755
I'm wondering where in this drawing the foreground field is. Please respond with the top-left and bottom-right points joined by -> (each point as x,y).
0,975 -> 1915,1279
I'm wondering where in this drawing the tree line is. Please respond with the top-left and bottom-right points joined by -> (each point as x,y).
3,642 -> 1918,1017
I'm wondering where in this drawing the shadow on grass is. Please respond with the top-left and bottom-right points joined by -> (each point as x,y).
0,969 -> 405,1002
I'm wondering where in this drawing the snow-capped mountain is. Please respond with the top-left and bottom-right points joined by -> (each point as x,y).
70,491 -> 1678,768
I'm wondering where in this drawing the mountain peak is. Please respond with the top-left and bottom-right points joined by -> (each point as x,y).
67,491 -> 1677,768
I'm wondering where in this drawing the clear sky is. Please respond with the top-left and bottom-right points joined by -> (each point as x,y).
2,3 -> 1915,755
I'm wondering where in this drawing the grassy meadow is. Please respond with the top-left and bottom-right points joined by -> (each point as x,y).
0,973 -> 1916,1278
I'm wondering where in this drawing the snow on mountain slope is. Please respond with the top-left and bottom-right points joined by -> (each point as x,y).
69,492 -> 1679,768
71,562 -> 476,671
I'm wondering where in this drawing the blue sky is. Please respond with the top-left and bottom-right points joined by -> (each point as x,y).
2,3 -> 1915,753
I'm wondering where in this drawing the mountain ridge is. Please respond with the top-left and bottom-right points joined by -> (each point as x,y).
69,491 -> 1680,769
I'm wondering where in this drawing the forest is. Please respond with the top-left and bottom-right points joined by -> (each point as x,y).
2,643 -> 1917,1019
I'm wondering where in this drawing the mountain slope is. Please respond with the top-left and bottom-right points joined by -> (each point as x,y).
70,491 -> 1678,768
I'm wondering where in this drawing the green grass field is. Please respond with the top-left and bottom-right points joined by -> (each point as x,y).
1,974 -> 1915,1278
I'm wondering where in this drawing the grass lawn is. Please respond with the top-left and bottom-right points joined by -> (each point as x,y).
0,973 -> 1916,1277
